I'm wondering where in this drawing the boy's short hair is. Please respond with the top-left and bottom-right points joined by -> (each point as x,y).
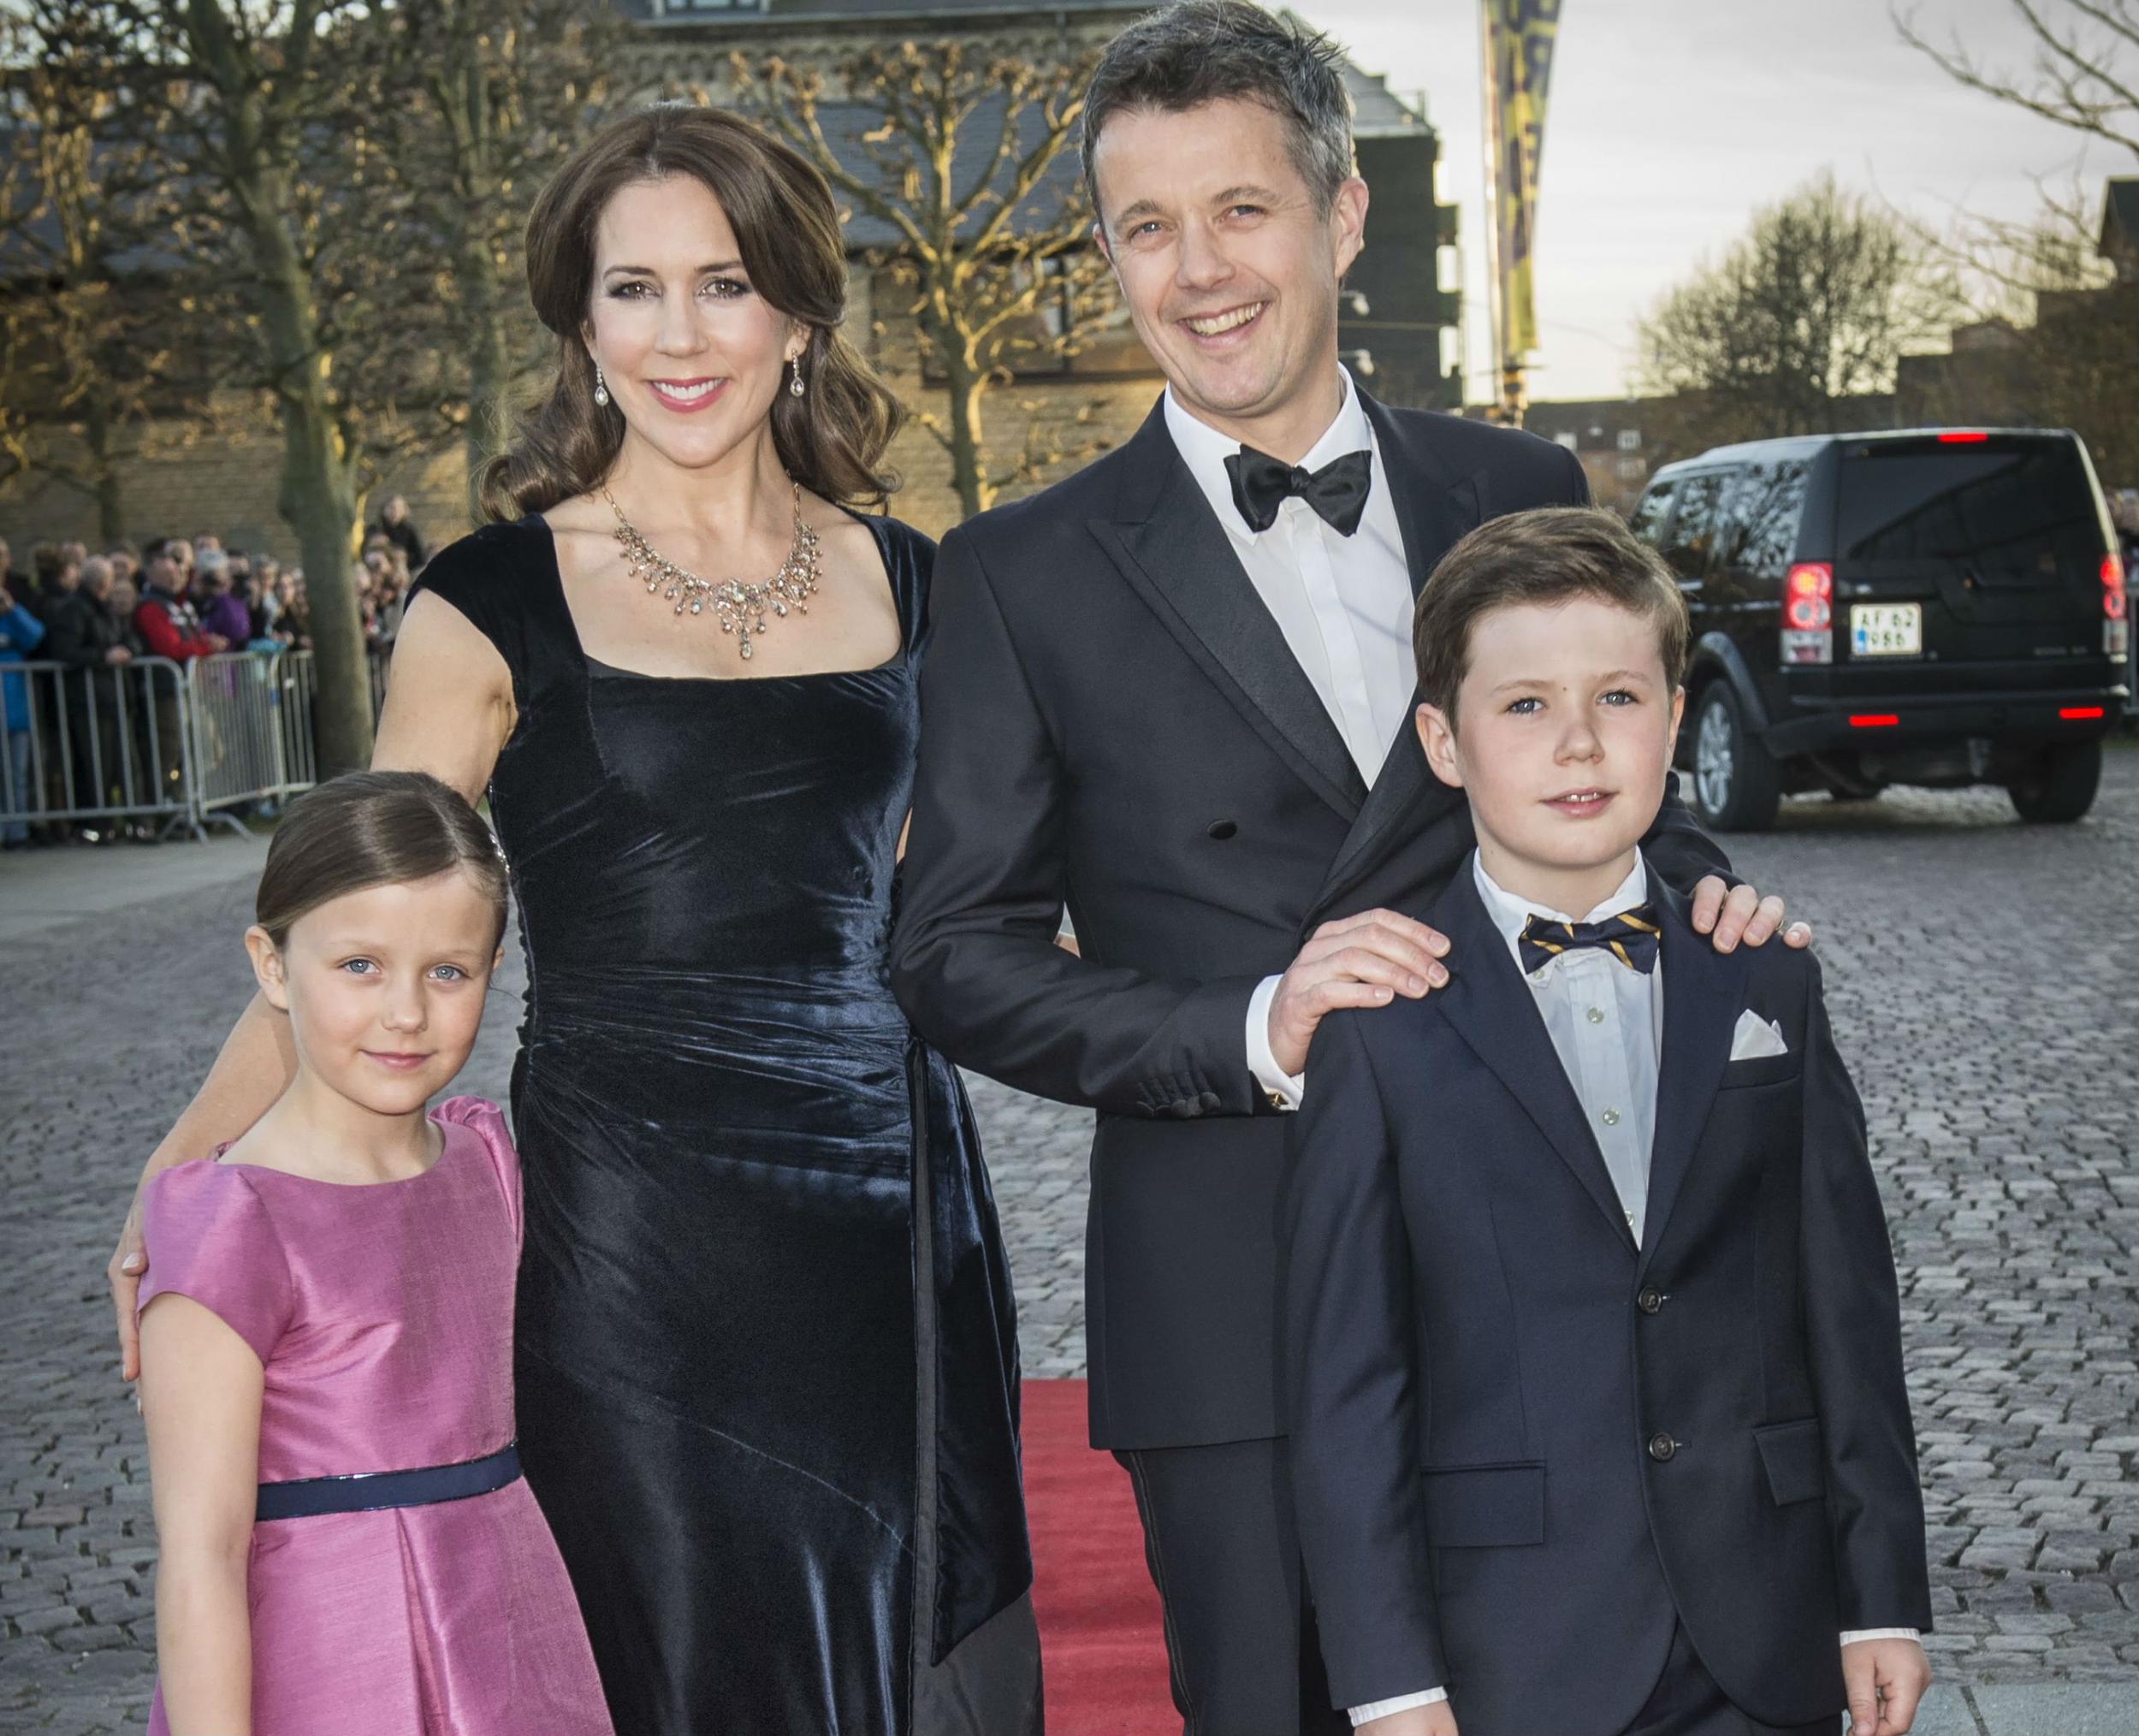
1413,507 -> 1689,725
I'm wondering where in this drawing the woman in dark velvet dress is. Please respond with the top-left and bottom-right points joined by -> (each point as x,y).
112,105 -> 1038,1735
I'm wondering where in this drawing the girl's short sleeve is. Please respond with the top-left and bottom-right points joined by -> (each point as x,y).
137,1164 -> 293,1366
432,1095 -> 521,1249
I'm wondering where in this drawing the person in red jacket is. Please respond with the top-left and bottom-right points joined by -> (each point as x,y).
132,536 -> 225,803
133,537 -> 223,663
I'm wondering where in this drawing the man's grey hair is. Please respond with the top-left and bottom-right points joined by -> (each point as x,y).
80,555 -> 113,593
1081,1 -> 1355,230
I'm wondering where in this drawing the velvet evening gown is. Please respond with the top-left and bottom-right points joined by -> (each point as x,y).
409,514 -> 1037,1736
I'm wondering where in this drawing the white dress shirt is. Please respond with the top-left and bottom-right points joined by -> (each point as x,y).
1158,374 -> 1420,1110
1477,853 -> 1663,1246
1348,851 -> 1914,1727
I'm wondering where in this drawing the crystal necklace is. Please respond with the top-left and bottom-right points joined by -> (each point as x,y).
603,480 -> 821,661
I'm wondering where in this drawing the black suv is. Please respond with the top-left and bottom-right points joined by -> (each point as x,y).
1630,428 -> 2129,829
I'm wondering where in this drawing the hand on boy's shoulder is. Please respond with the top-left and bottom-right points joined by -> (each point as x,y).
1268,909 -> 1451,1079
1686,874 -> 1813,956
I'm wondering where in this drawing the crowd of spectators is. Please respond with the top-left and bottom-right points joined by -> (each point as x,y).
0,496 -> 428,847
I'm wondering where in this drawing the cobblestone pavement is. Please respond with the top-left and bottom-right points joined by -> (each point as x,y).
3,751 -> 2136,1731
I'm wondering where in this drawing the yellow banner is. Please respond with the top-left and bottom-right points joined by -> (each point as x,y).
1484,0 -> 1561,362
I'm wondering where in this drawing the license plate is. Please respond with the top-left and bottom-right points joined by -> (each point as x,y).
1851,603 -> 1922,657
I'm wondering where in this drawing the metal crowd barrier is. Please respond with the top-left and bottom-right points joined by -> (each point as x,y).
188,650 -> 319,834
1,655 -> 198,838
0,649 -> 323,843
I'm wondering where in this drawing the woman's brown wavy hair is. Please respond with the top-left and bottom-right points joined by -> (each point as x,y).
478,104 -> 903,521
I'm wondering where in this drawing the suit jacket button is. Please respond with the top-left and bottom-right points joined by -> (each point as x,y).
1637,1288 -> 1664,1315
1206,820 -> 1238,839
1647,1432 -> 1678,1462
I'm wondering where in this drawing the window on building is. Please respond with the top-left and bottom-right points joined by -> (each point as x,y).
1617,429 -> 1641,453
1554,431 -> 1579,453
1617,457 -> 1645,482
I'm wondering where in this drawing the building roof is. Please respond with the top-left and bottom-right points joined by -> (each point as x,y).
626,2 -> 1431,131
628,0 -> 1431,249
621,0 -> 1129,16
1514,397 -> 1656,452
2102,176 -> 2139,258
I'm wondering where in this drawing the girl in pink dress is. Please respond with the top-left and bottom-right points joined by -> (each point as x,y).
135,770 -> 613,1736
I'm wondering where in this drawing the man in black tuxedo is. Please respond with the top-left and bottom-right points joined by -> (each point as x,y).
891,5 -> 1803,1728
1285,508 -> 1931,1736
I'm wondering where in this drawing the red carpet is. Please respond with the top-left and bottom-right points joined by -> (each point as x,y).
1022,1378 -> 1176,1734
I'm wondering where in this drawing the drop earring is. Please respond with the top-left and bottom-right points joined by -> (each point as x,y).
789,358 -> 806,400
594,365 -> 609,408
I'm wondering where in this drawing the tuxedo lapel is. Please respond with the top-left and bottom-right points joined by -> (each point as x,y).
1638,881 -> 1747,1278
1311,392 -> 1486,915
1362,390 -> 1486,605
1089,401 -> 1365,818
1429,870 -> 1638,1252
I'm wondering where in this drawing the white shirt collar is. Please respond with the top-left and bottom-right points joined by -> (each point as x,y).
1162,369 -> 1374,544
1473,851 -> 1652,957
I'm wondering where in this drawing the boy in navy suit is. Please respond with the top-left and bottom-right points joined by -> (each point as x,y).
1285,509 -> 1932,1736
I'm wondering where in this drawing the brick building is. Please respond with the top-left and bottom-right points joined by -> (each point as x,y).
1500,398 -> 1660,518
1,0 -> 1461,553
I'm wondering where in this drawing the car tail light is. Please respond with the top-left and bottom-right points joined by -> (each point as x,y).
1938,430 -> 1989,443
1781,561 -> 1833,665
2104,551 -> 2127,621
1849,714 -> 1899,728
1784,563 -> 1832,629
2059,706 -> 2105,720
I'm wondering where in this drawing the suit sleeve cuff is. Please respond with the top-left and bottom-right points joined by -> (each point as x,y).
1348,1689 -> 1448,1725
1246,975 -> 1305,1110
1840,1628 -> 1920,1645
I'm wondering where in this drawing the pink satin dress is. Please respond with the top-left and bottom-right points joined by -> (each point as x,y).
139,1097 -> 613,1736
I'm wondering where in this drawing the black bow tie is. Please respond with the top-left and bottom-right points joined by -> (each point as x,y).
1518,906 -> 1662,976
1224,446 -> 1372,536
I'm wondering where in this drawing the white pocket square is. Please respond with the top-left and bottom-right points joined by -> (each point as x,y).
1728,1010 -> 1790,1061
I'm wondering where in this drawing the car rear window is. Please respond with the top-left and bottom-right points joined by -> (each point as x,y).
1836,439 -> 2100,582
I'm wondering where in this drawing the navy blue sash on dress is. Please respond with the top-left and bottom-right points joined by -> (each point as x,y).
254,1442 -> 520,1522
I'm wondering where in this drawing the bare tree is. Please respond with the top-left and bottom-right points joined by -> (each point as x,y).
19,1 -> 617,773
731,40 -> 1117,520
1912,192 -> 2139,483
1895,2 -> 2139,163
0,2 -> 221,541
1638,175 -> 1942,455
1893,3 -> 2138,483
342,0 -> 621,478
26,0 -> 382,773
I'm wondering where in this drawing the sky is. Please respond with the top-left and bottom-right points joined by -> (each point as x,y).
1304,0 -> 2132,404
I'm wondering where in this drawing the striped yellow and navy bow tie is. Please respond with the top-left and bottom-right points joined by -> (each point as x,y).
1518,906 -> 1662,976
